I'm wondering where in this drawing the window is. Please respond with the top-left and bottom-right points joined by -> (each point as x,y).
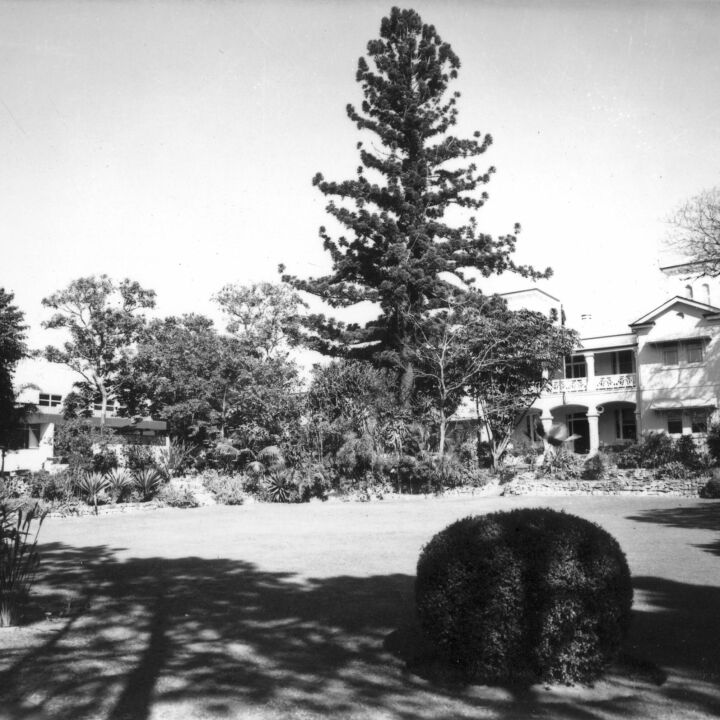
8,424 -> 42,450
93,397 -> 119,413
613,350 -> 635,374
615,408 -> 636,440
691,410 -> 709,434
662,344 -> 679,366
667,412 -> 683,435
526,415 -> 540,442
38,393 -> 62,408
685,340 -> 704,364
564,355 -> 586,379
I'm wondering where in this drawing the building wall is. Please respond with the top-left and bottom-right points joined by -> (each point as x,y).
634,302 -> 720,436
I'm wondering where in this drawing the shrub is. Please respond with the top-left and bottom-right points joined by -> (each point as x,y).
157,485 -> 200,508
92,446 -> 118,475
638,432 -> 675,469
674,434 -> 701,470
1,503 -> 47,626
615,443 -> 643,469
0,478 -> 31,502
201,472 -> 246,505
335,433 -> 376,477
706,423 -> 720,466
415,508 -> 633,684
431,453 -> 472,490
582,453 -> 609,480
391,454 -> 436,494
123,444 -> 158,473
335,473 -> 392,502
657,460 -> 690,480
157,439 -> 194,479
26,470 -> 75,503
540,450 -> 584,480
700,477 -> 720,498
133,468 -> 163,501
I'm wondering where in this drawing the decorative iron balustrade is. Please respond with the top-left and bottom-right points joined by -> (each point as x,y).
594,373 -> 637,390
550,377 -> 588,393
549,374 -> 636,394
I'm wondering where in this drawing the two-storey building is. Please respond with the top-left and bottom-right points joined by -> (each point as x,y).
527,268 -> 720,455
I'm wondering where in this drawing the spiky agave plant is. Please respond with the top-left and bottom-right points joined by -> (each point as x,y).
75,472 -> 110,513
242,446 -> 297,503
0,503 -> 47,626
265,468 -> 297,503
105,468 -> 133,503
133,468 -> 162,501
157,439 -> 193,480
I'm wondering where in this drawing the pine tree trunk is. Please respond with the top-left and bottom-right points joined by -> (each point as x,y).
398,348 -> 414,408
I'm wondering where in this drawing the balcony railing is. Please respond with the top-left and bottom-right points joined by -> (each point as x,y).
594,373 -> 637,390
549,373 -> 636,394
550,377 -> 588,393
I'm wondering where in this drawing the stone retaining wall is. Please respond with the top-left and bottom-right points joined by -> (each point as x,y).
503,471 -> 706,497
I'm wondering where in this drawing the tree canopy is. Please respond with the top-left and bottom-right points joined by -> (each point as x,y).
665,187 -> 720,277
214,282 -> 306,359
122,313 -> 302,449
0,288 -> 28,462
283,7 -> 549,403
42,275 -> 156,426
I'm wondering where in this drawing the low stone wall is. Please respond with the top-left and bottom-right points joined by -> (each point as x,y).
503,470 -> 707,497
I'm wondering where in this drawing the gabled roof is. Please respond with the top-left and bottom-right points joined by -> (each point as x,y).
499,287 -> 561,303
629,296 -> 720,328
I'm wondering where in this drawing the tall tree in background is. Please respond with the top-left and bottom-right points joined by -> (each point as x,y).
283,7 -> 549,404
665,187 -> 720,277
122,314 -> 302,449
0,289 -> 28,470
42,275 -> 156,427
214,282 -> 306,359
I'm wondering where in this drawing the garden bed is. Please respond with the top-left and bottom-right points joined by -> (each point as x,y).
503,470 -> 707,497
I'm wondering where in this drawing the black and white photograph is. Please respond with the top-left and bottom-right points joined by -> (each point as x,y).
1,1 -> 720,718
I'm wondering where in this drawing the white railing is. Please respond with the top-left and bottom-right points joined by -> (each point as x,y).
594,373 -> 637,390
550,377 -> 588,393
549,374 -> 637,394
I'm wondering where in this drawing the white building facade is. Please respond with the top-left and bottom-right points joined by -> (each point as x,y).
5,358 -> 167,473
527,268 -> 720,455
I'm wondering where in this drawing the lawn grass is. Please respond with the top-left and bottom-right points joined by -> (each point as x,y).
1,494 -> 720,719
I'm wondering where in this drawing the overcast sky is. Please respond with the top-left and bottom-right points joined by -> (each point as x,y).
2,0 -> 719,345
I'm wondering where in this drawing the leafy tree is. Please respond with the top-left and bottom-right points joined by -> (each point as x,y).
306,359 -> 398,459
122,314 -> 302,450
410,293 -> 510,456
0,289 -> 28,471
42,276 -> 156,427
120,314 -> 239,440
214,282 -> 306,359
467,307 -> 577,469
665,187 -> 720,276
283,7 -> 549,404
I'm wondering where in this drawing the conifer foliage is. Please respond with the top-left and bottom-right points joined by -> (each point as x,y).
283,7 -> 549,402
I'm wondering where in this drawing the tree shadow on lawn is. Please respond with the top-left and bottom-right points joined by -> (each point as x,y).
627,500 -> 720,555
1,544 -> 719,720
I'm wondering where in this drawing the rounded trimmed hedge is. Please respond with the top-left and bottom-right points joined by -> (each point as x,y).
415,508 -> 633,684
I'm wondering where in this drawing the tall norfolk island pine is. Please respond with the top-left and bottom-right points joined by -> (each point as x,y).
283,7 -> 549,403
